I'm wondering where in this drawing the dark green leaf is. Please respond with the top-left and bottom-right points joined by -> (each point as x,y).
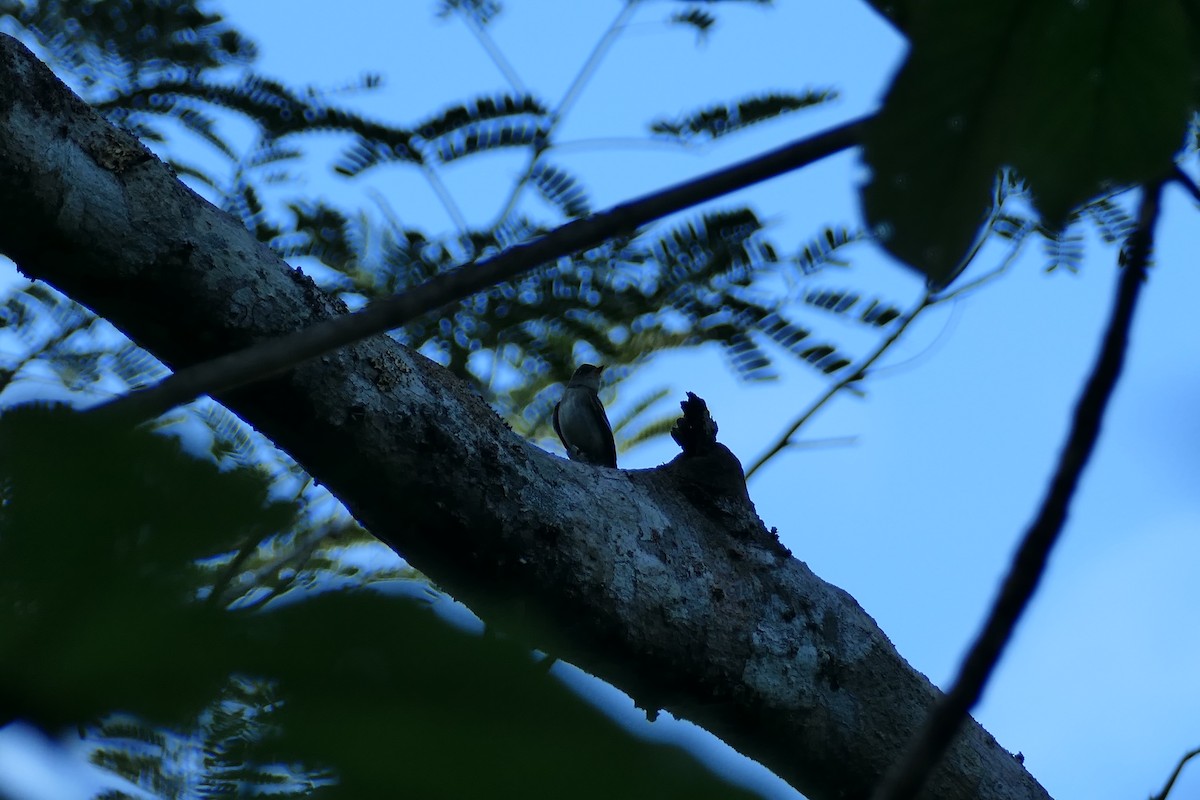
862,0 -> 1196,286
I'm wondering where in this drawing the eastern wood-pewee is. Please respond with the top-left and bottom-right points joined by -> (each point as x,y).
553,364 -> 617,468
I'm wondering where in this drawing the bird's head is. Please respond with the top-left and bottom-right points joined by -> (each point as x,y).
567,363 -> 605,391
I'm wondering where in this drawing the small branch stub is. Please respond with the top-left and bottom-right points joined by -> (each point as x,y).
663,392 -> 753,508
670,391 -> 719,456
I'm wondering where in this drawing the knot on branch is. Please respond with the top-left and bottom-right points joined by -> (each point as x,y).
670,392 -> 719,456
664,392 -> 749,504
652,393 -> 789,556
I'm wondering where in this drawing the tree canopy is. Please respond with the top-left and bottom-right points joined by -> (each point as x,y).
1,2 -> 1198,799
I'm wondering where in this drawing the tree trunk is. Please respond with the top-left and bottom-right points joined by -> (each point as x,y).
0,34 -> 1049,800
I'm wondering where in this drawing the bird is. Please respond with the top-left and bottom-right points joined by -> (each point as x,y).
553,364 -> 617,468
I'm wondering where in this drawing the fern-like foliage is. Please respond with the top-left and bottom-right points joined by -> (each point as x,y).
609,386 -> 674,446
437,0 -> 503,26
0,0 -> 257,91
670,8 -> 718,39
3,6 -> 893,442
254,190 -> 885,441
335,94 -> 547,176
531,162 -> 591,217
100,72 -> 390,144
0,283 -> 170,399
793,226 -> 863,274
666,0 -> 777,42
419,94 -> 548,143
276,201 -> 365,277
2,0 -> 415,206
0,0 -> 914,469
802,289 -> 904,327
1040,226 -> 1086,273
1081,196 -> 1137,245
650,90 -> 838,143
993,168 -> 1137,274
89,680 -> 333,799
0,3 -> 928,793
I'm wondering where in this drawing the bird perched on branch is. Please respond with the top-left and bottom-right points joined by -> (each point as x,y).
553,364 -> 617,468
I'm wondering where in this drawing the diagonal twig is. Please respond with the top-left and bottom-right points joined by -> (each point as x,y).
456,8 -> 527,95
491,1 -> 640,229
869,178 -> 1166,800
1151,746 -> 1200,800
745,195 -> 1034,480
1171,164 -> 1200,203
744,289 -> 934,480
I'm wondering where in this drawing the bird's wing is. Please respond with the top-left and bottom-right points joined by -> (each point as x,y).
590,393 -> 618,468
552,399 -> 564,446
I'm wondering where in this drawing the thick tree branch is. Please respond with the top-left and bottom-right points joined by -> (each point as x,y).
0,35 -> 1048,800
871,180 -> 1165,800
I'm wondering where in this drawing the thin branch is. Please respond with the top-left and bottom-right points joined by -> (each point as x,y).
869,178 -> 1166,800
551,136 -> 700,153
490,146 -> 542,230
1151,746 -> 1200,800
1171,164 -> 1200,203
447,4 -> 526,235
458,11 -> 526,94
930,224 -> 1030,303
233,524 -> 330,612
491,2 -> 639,227
744,289 -> 934,480
429,4 -> 532,236
90,115 -> 870,425
785,435 -> 859,450
864,231 -> 1033,378
857,299 -> 962,382
420,163 -> 470,237
748,194 -> 1032,478
553,2 -> 639,124
206,533 -> 266,609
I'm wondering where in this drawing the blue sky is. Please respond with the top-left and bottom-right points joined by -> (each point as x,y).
2,2 -> 1199,799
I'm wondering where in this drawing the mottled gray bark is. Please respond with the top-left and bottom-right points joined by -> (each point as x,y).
0,34 -> 1050,800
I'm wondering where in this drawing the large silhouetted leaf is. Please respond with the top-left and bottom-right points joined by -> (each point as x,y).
862,0 -> 1196,287
0,405 -> 288,728
0,405 -> 758,799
